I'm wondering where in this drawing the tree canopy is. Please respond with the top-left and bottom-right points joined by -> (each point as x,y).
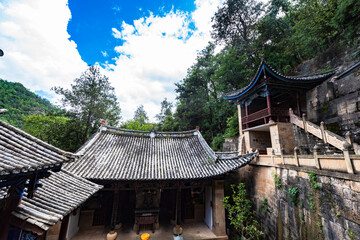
52,66 -> 121,141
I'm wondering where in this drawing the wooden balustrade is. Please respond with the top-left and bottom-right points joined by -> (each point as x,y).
242,107 -> 289,128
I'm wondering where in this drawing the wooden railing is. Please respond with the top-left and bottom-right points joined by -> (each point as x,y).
289,108 -> 360,173
242,107 -> 289,127
242,108 -> 270,123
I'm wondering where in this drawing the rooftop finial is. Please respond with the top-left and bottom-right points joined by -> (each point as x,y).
0,109 -> 7,115
196,126 -> 200,131
150,125 -> 156,138
100,119 -> 107,131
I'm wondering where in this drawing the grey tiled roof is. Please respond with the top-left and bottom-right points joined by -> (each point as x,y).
223,60 -> 337,99
64,127 -> 257,180
0,120 -> 76,176
11,170 -> 103,231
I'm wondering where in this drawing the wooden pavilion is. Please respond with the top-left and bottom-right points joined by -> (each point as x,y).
223,60 -> 336,155
64,124 -> 257,238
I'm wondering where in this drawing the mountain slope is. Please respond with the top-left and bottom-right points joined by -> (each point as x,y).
0,79 -> 58,128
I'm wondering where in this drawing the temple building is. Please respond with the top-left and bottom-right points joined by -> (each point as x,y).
0,119 -> 102,240
223,60 -> 337,155
64,124 -> 257,238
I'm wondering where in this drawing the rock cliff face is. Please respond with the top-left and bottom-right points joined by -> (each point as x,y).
292,45 -> 360,144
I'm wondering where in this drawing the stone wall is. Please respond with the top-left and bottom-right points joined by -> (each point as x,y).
222,137 -> 239,152
225,163 -> 360,240
303,47 -> 360,144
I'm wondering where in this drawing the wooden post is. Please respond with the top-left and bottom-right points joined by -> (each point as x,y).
320,122 -> 327,144
313,145 -> 321,169
176,187 -> 182,225
245,104 -> 249,129
237,104 -> 243,135
110,186 -> 120,229
343,142 -> 354,174
294,147 -> 300,167
296,92 -> 301,117
302,113 -> 307,132
345,132 -> 352,145
59,214 -> 70,240
0,186 -> 23,240
266,92 -> 272,109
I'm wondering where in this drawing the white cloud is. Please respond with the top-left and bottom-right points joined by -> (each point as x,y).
105,0 -> 223,121
101,51 -> 108,57
0,0 -> 223,123
0,0 -> 87,102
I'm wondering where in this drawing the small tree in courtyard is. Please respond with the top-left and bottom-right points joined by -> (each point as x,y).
223,183 -> 264,239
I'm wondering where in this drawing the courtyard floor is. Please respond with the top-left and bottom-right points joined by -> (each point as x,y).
72,222 -> 228,240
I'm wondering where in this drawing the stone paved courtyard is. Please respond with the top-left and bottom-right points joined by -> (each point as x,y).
72,222 -> 228,240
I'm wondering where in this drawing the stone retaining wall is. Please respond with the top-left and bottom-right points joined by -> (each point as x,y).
226,161 -> 360,240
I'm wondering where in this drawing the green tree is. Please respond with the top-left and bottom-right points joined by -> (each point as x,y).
212,0 -> 263,63
174,43 -> 238,150
133,105 -> 149,125
120,120 -> 154,131
332,0 -> 360,41
223,183 -> 264,239
155,98 -> 173,126
52,66 -> 121,142
23,113 -> 85,152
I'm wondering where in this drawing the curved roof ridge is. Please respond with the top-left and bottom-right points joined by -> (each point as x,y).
65,126 -> 257,180
105,125 -> 196,135
194,130 -> 217,161
223,60 -> 337,100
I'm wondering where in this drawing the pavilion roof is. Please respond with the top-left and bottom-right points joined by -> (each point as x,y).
223,60 -> 337,100
11,169 -> 103,231
0,120 -> 77,178
64,126 -> 257,180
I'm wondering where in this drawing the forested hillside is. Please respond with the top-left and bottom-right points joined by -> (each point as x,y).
0,79 -> 58,128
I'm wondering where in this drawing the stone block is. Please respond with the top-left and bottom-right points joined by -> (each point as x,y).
350,181 -> 360,193
343,188 -> 355,200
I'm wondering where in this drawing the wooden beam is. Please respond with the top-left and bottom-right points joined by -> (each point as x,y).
8,215 -> 45,236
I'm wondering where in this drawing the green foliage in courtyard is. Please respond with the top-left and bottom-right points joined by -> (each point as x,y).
223,183 -> 264,239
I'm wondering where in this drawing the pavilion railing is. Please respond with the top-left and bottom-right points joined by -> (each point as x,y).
242,107 -> 289,128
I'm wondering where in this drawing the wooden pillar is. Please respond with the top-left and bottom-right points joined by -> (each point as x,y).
176,187 -> 182,225
296,92 -> 301,117
212,180 -> 226,237
0,181 -> 24,240
237,104 -> 243,135
266,92 -> 272,111
245,104 -> 249,129
59,214 -> 70,240
110,186 -> 120,229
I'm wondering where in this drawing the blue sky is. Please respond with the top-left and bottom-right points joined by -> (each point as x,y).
0,0 -> 222,121
68,0 -> 196,65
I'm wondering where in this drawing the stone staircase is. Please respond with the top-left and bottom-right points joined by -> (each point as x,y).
293,125 -> 343,155
289,109 -> 359,155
